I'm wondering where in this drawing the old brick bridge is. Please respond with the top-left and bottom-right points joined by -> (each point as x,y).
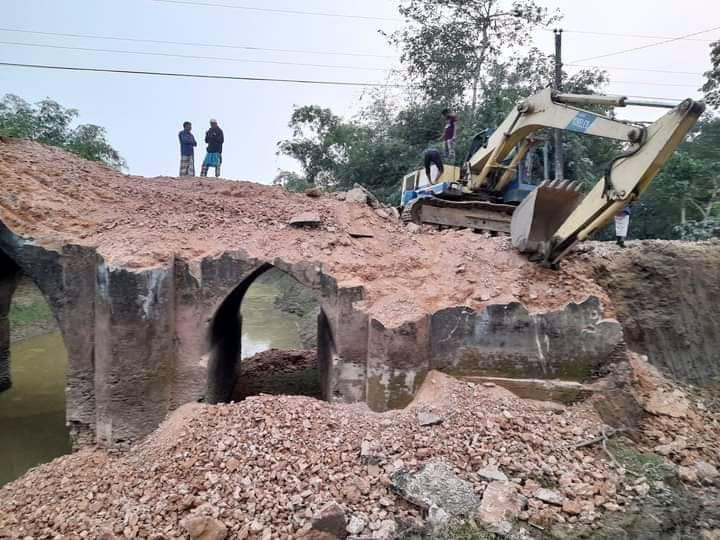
1,140 -> 717,446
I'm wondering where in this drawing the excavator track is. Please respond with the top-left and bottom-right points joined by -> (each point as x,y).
402,196 -> 516,234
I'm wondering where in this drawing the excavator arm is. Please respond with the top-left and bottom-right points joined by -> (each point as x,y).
461,87 -> 704,264
466,88 -> 644,193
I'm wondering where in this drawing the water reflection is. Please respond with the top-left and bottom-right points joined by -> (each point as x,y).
0,333 -> 70,486
241,279 -> 303,358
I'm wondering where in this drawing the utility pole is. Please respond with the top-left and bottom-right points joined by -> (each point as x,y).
553,28 -> 564,181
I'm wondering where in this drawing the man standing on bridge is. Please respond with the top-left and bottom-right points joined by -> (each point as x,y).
178,121 -> 197,176
201,118 -> 224,178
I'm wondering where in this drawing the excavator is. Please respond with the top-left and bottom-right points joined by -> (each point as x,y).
400,88 -> 705,265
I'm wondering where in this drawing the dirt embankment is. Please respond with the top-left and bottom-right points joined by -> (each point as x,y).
593,240 -> 720,385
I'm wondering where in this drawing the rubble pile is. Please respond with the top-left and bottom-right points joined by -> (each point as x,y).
5,367 -> 716,539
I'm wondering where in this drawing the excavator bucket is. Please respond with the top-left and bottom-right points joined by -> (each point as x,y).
511,180 -> 584,256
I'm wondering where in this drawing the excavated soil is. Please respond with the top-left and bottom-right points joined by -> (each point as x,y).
593,240 -> 720,385
0,140 -> 609,326
1,364 -> 718,538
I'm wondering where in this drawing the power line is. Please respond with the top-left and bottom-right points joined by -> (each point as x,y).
604,80 -> 699,88
571,25 -> 720,63
0,40 -> 393,72
561,28 -> 717,43
1,61 -> 692,103
151,0 -> 400,22
0,61 -> 406,87
0,27 -> 395,59
567,63 -> 703,76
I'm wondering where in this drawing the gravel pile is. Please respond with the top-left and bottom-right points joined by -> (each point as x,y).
0,372 -> 642,538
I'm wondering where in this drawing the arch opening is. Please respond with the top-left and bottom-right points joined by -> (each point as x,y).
0,249 -> 71,486
206,264 -> 332,404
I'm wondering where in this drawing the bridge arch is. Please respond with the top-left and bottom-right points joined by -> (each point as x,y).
205,262 -> 337,404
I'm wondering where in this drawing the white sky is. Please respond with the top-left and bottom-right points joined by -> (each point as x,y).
1,0 -> 717,182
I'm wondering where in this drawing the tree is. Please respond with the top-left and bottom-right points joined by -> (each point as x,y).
702,39 -> 720,108
385,0 -> 558,108
0,94 -> 125,170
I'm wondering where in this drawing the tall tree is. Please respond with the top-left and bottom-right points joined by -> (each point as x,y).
385,0 -> 558,108
0,94 -> 125,170
702,39 -> 720,108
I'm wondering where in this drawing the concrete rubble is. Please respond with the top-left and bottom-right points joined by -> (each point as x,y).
1,363 -> 718,538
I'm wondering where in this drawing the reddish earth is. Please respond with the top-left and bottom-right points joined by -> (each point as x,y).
0,139 -> 611,326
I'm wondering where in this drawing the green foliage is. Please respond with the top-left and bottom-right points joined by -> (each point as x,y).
443,520 -> 496,539
0,94 -> 125,170
703,39 -> 720,108
385,0 -> 558,106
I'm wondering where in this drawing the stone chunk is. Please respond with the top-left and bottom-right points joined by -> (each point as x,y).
678,466 -> 698,483
391,461 -> 480,516
695,461 -> 719,485
417,411 -> 444,427
310,501 -> 347,539
405,222 -> 421,234
345,188 -> 368,204
180,515 -> 228,540
348,227 -> 374,238
477,466 -> 508,482
533,488 -> 564,506
360,440 -> 384,465
477,481 -> 525,536
289,212 -> 321,227
346,515 -> 366,536
645,388 -> 690,418
305,187 -> 322,198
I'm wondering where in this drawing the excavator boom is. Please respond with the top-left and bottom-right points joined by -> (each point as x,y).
400,87 -> 704,265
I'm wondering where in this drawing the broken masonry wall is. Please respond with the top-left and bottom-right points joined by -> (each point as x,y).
366,317 -> 432,411
94,261 -> 176,445
0,223 -> 98,445
429,297 -> 624,380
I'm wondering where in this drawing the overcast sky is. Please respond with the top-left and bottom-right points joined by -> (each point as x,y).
1,0 -> 717,182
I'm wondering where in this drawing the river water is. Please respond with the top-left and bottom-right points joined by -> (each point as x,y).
0,278 -> 304,486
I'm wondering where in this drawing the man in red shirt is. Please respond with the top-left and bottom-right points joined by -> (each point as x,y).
441,109 -> 458,162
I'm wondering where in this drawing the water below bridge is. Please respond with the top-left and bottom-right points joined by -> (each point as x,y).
0,277 -> 306,486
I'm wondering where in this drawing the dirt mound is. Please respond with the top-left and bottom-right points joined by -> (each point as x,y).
1,366 -> 718,538
0,139 -> 609,326
232,349 -> 320,401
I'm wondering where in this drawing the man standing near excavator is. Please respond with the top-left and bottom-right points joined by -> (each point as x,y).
441,108 -> 458,162
201,118 -> 224,177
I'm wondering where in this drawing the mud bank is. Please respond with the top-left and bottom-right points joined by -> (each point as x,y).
593,239 -> 720,384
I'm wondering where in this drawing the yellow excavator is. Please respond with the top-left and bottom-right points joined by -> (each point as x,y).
400,88 -> 705,265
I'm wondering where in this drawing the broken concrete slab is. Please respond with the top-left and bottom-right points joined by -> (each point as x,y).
695,461 -> 719,485
391,462 -> 480,516
645,388 -> 690,418
477,481 -> 525,536
534,488 -> 564,506
477,466 -> 508,482
347,227 -> 374,238
416,411 -> 444,426
345,188 -> 368,204
289,212 -> 322,227
459,376 -> 595,404
310,501 -> 348,539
